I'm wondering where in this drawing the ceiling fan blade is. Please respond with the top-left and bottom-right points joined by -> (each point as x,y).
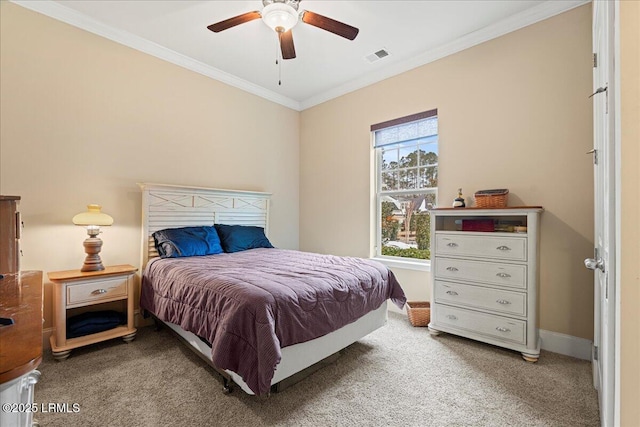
207,11 -> 261,33
301,10 -> 359,40
279,30 -> 296,60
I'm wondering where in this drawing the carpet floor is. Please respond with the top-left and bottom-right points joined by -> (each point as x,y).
34,312 -> 600,426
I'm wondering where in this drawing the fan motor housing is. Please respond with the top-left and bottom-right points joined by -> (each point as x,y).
263,0 -> 300,11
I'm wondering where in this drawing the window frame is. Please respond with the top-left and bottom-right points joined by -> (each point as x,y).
371,109 -> 438,270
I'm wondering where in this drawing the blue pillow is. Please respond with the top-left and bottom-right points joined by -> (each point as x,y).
153,226 -> 223,258
214,224 -> 274,253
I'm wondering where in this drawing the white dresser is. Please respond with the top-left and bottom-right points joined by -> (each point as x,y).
428,207 -> 543,362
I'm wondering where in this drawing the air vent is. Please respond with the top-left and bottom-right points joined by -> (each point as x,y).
365,49 -> 390,63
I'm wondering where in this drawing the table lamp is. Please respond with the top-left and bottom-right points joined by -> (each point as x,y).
72,204 -> 113,272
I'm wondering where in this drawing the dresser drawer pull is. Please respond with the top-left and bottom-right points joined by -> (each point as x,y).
26,370 -> 41,386
91,289 -> 108,295
495,326 -> 511,333
496,299 -> 511,305
446,315 -> 458,320
496,245 -> 511,251
446,290 -> 459,296
496,272 -> 512,278
446,266 -> 459,272
446,242 -> 459,248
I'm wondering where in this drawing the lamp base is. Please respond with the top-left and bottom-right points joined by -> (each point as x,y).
81,237 -> 105,272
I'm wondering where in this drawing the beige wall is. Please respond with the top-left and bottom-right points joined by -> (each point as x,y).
619,0 -> 640,424
2,0 -> 639,421
0,3 -> 300,328
300,5 -> 595,339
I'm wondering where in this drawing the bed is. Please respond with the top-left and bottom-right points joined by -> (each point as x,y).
138,183 -> 406,396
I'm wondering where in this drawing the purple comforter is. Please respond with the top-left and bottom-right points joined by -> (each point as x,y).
140,248 -> 406,395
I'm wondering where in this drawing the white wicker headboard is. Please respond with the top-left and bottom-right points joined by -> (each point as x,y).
138,183 -> 271,268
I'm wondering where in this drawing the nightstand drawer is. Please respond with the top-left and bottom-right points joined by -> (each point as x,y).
434,257 -> 527,289
435,305 -> 526,345
435,281 -> 526,317
435,233 -> 527,261
66,277 -> 128,307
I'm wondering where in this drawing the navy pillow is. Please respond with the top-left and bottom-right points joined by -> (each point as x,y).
215,224 -> 274,253
153,226 -> 223,258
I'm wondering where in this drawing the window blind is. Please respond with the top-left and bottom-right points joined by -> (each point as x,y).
372,109 -> 438,148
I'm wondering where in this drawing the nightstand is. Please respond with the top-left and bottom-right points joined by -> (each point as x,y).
48,264 -> 137,360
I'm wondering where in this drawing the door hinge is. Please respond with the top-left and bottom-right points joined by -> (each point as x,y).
593,345 -> 599,361
593,53 -> 598,68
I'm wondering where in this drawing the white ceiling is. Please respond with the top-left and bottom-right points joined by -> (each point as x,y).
14,0 -> 588,110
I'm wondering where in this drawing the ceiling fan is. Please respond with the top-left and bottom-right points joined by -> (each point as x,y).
207,0 -> 359,60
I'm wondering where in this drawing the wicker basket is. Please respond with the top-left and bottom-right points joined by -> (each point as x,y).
474,189 -> 509,208
406,301 -> 431,327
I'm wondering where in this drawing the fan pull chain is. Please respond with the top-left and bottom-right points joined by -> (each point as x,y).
276,33 -> 282,86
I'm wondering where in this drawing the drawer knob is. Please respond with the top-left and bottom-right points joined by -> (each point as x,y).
495,326 -> 511,332
496,299 -> 511,305
446,242 -> 459,248
496,272 -> 511,278
26,371 -> 41,386
446,266 -> 459,272
91,289 -> 108,295
496,245 -> 511,251
446,290 -> 459,296
446,315 -> 458,320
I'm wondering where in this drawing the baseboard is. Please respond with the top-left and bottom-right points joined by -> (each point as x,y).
387,304 -> 405,315
42,309 -> 147,351
42,327 -> 54,351
539,329 -> 592,361
43,309 -> 592,362
388,309 -> 592,361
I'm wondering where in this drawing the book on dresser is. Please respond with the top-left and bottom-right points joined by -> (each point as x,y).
428,206 -> 543,362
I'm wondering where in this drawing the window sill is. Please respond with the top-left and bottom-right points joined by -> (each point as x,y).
371,257 -> 431,272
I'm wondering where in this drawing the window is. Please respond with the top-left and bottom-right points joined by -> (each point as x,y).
372,109 -> 438,262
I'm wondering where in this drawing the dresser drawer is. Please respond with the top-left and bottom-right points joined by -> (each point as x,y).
434,257 -> 527,289
66,276 -> 128,307
435,281 -> 526,317
434,305 -> 526,345
435,233 -> 527,261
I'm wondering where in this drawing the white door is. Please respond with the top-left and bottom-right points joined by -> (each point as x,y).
587,1 -> 616,426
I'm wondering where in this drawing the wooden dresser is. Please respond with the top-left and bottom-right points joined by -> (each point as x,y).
0,271 -> 44,427
428,207 -> 543,362
0,196 -> 21,274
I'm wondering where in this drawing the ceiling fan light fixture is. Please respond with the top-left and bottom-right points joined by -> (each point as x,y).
262,3 -> 298,33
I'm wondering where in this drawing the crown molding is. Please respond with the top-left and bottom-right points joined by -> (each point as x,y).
11,0 -> 589,112
299,0 -> 591,110
10,0 -> 302,111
